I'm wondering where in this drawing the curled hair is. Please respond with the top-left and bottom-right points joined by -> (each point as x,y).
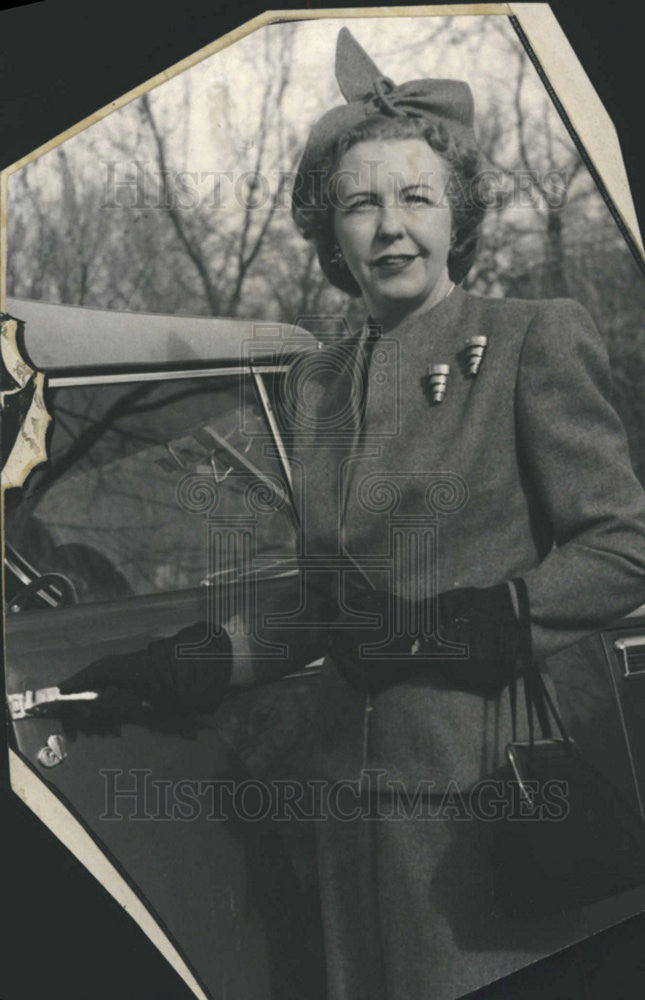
293,115 -> 485,294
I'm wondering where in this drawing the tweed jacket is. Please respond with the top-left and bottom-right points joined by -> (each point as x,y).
259,286 -> 645,792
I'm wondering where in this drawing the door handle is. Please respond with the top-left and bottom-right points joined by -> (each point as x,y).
7,686 -> 98,721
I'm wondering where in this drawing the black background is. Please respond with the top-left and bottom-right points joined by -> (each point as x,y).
2,2 -> 645,998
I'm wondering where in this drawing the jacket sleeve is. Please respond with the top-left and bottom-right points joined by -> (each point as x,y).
516,298 -> 645,661
226,571 -> 334,687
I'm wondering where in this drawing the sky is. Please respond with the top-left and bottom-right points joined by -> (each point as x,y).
8,14 -> 564,202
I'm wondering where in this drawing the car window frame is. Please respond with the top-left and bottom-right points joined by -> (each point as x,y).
4,358 -> 300,612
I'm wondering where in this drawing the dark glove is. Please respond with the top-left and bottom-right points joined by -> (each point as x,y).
55,687 -> 152,739
328,582 -> 522,695
58,621 -> 233,729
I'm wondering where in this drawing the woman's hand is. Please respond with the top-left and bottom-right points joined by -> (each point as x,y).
328,582 -> 522,695
429,583 -> 522,693
57,621 -> 233,733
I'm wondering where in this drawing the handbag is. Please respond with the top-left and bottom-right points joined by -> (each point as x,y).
486,578 -> 645,918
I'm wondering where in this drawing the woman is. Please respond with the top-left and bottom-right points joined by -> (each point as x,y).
275,26 -> 645,998
61,27 -> 645,999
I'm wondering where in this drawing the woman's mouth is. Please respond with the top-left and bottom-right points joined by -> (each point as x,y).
371,254 -> 418,273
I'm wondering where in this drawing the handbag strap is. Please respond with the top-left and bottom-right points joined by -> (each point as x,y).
510,578 -> 572,748
509,655 -> 518,744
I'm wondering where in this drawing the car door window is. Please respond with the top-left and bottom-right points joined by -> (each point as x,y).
5,372 -> 296,607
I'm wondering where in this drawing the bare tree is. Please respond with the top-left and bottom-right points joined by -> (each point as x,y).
5,18 -> 643,480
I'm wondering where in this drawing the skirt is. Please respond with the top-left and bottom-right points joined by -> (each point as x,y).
215,669 -> 588,999
315,787 -> 585,1000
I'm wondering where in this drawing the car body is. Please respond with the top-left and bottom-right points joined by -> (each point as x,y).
4,297 -> 645,998
4,297 -> 327,1000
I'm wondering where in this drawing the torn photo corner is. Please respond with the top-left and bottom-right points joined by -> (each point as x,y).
2,6 -> 645,1000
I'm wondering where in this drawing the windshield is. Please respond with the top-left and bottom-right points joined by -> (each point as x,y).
5,372 -> 297,607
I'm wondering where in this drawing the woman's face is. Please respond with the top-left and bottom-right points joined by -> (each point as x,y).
332,138 -> 453,327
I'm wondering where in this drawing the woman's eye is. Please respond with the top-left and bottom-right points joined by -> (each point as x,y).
347,197 -> 375,211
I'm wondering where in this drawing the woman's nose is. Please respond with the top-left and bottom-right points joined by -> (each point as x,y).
376,204 -> 405,240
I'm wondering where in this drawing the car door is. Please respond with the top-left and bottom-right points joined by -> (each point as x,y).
5,346 -> 325,1000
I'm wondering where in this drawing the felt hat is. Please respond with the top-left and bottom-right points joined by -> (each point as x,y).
292,27 -> 478,229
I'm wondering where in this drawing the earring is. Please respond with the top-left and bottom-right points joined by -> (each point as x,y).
330,244 -> 346,268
